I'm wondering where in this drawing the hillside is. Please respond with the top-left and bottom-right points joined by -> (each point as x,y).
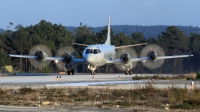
1,26 -> 200,39
0,29 -> 4,33
66,25 -> 200,38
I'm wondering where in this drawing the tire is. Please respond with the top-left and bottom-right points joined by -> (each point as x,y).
67,71 -> 70,75
71,69 -> 74,75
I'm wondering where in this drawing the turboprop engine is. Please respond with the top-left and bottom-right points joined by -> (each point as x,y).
120,53 -> 131,64
61,53 -> 74,71
35,51 -> 48,62
147,51 -> 158,62
62,53 -> 73,64
29,44 -> 52,69
114,47 -> 138,74
140,44 -> 165,69
55,46 -> 77,75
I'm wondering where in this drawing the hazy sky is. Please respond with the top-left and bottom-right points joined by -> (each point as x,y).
1,0 -> 200,30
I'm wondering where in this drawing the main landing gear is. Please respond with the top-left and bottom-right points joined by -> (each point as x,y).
67,69 -> 74,75
88,65 -> 96,75
125,70 -> 132,75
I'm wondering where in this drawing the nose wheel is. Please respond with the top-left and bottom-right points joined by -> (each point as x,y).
88,65 -> 96,75
91,70 -> 95,75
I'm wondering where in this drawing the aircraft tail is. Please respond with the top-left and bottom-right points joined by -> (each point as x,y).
104,16 -> 111,45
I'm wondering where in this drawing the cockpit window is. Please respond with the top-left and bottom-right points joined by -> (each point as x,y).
86,48 -> 100,54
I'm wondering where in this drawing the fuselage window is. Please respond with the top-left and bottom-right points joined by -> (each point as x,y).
94,49 -> 97,54
86,49 -> 90,54
86,49 -> 100,54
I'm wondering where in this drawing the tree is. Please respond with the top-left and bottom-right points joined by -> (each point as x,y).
157,26 -> 189,73
130,32 -> 146,73
74,23 -> 95,57
11,26 -> 32,70
189,33 -> 200,71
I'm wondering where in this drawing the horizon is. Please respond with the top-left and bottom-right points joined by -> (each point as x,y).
1,23 -> 200,31
1,0 -> 200,30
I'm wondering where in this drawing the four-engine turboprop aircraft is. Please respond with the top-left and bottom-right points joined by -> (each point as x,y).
9,16 -> 193,75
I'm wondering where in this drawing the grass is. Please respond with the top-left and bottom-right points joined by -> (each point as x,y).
132,73 -> 197,80
0,83 -> 200,110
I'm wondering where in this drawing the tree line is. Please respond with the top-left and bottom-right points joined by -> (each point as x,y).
66,25 -> 200,39
0,20 -> 199,74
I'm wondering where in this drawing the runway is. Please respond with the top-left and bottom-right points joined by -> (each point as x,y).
0,73 -> 199,89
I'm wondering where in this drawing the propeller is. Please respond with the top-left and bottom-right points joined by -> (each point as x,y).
140,44 -> 165,69
114,47 -> 138,71
29,44 -> 52,69
55,46 -> 79,71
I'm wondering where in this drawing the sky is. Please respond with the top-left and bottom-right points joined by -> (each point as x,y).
1,0 -> 200,30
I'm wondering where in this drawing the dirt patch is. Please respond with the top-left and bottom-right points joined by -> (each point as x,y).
0,82 -> 199,111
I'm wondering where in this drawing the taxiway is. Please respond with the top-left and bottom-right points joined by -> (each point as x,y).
0,73 -> 199,89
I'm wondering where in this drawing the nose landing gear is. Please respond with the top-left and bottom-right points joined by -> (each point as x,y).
88,65 -> 96,75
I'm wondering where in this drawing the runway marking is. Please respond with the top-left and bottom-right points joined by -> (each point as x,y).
45,80 -> 145,87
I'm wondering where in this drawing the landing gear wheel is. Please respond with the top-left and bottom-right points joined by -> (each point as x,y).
91,70 -> 95,75
67,71 -> 70,75
125,71 -> 128,75
125,71 -> 132,75
128,71 -> 132,75
71,69 -> 74,75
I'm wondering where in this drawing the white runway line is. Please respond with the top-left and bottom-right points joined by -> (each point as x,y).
45,80 -> 145,87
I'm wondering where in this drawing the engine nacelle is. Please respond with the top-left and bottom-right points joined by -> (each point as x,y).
35,51 -> 48,61
117,53 -> 133,71
62,53 -> 74,70
147,51 -> 158,62
62,53 -> 73,63
120,53 -> 131,64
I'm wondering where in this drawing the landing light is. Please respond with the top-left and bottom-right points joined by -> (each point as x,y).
55,60 -> 59,63
143,60 -> 145,63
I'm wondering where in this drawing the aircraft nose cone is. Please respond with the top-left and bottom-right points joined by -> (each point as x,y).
85,55 -> 93,63
87,57 -> 94,63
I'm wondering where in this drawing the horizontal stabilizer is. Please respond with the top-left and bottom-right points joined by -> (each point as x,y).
115,43 -> 147,49
72,43 -> 89,46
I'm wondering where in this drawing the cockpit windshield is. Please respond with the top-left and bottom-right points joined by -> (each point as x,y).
86,48 -> 101,54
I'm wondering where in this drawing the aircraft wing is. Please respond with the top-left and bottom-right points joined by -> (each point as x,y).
8,54 -> 61,60
8,54 -> 37,59
104,57 -> 148,64
104,54 -> 193,64
130,54 -> 193,62
8,54 -> 85,63
73,59 -> 85,63
115,43 -> 147,49
156,55 -> 193,60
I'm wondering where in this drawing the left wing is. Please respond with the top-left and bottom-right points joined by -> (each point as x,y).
104,54 -> 193,64
157,55 -> 193,60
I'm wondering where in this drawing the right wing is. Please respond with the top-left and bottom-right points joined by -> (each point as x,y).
8,54 -> 85,64
8,54 -> 36,59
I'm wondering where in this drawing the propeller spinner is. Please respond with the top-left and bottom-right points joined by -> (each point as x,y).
55,46 -> 79,72
29,44 -> 52,69
114,47 -> 138,72
140,44 -> 165,69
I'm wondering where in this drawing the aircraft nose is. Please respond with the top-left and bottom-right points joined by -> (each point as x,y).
85,55 -> 94,63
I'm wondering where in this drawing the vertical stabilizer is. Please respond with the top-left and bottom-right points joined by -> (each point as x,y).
104,16 -> 111,45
